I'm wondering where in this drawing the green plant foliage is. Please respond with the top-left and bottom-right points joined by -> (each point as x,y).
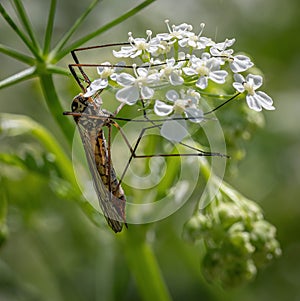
0,0 -> 290,300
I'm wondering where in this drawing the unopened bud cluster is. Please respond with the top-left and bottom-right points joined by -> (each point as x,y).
183,181 -> 281,288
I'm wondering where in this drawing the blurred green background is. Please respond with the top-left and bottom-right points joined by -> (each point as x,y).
1,0 -> 299,300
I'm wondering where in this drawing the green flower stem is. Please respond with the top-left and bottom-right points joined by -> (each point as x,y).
122,227 -> 172,301
39,73 -> 74,146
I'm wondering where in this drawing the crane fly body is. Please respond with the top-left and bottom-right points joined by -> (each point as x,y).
71,93 -> 126,233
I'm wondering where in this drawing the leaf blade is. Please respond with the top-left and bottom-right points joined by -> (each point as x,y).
0,67 -> 37,90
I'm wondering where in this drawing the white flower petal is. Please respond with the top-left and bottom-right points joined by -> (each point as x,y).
246,74 -> 263,90
246,94 -> 262,111
201,52 -> 211,60
130,49 -> 142,58
97,62 -> 111,74
166,90 -> 179,102
83,88 -> 96,97
147,73 -> 160,83
141,86 -> 154,99
116,86 -> 139,105
136,67 -> 148,77
110,73 -> 117,81
183,67 -> 197,76
256,91 -> 275,110
214,38 -> 235,50
196,76 -> 208,89
169,72 -> 184,86
90,78 -> 108,90
166,58 -> 176,66
154,100 -> 173,116
233,82 -> 245,93
185,108 -> 204,123
113,47 -> 134,58
210,47 -> 221,56
230,55 -> 254,73
209,70 -> 228,84
160,118 -> 188,142
233,73 -> 245,84
116,73 -> 136,86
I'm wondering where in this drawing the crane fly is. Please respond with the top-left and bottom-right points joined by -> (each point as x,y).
69,93 -> 127,233
64,43 -> 235,233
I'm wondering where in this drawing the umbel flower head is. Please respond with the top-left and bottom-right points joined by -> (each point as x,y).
83,20 -> 275,141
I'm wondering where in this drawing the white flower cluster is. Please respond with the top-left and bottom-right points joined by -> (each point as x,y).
84,20 -> 275,140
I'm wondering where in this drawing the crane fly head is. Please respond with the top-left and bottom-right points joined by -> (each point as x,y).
71,93 -> 89,113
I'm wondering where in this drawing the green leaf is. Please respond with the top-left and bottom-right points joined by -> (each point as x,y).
0,43 -> 34,64
51,0 -> 101,58
0,3 -> 41,59
46,64 -> 70,76
43,0 -> 57,55
12,0 -> 41,52
0,67 -> 36,90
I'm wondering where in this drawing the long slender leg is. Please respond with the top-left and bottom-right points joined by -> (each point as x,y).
68,62 -> 136,94
137,98 -> 227,156
69,42 -> 131,92
111,120 -> 227,189
69,64 -> 87,92
107,124 -> 112,194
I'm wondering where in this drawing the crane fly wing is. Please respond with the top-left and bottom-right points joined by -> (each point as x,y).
76,121 -> 125,233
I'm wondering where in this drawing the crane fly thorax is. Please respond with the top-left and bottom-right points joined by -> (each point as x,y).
71,93 -> 107,131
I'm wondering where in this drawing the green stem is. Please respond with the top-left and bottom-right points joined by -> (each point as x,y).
0,185 -> 8,246
43,0 -> 57,55
38,73 -> 74,146
54,0 -> 156,61
0,3 -> 41,59
51,0 -> 100,57
199,158 -> 212,182
0,44 -> 34,64
31,125 -> 76,186
46,65 -> 70,76
12,0 -> 41,52
123,227 -> 172,301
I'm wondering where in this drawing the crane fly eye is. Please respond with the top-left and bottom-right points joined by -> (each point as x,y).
71,103 -> 78,112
